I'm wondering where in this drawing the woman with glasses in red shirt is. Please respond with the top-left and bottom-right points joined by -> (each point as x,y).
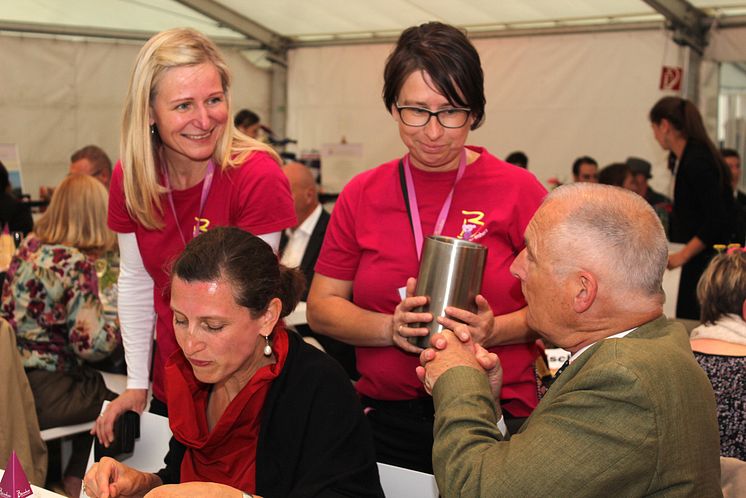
308,21 -> 547,473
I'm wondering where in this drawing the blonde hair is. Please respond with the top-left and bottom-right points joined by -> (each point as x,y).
697,251 -> 746,324
35,174 -> 116,252
120,27 -> 280,230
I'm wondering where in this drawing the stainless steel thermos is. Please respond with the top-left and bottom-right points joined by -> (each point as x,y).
409,235 -> 487,349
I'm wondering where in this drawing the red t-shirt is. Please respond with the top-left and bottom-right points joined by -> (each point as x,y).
108,152 -> 296,400
316,146 -> 546,416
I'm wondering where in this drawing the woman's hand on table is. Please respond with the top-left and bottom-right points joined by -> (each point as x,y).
145,482 -> 258,498
91,388 -> 148,446
391,277 -> 432,354
438,294 -> 495,345
83,456 -> 160,498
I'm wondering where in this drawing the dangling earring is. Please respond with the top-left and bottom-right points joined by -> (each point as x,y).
263,334 -> 272,357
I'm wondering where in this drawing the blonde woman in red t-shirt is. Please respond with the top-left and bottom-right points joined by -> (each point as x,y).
93,28 -> 295,445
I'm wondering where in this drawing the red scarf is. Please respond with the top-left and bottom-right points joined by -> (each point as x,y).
164,328 -> 288,493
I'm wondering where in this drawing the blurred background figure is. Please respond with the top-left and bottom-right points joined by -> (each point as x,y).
234,108 -> 262,139
280,162 -> 327,278
626,156 -> 672,237
626,156 -> 671,205
722,148 -> 746,208
1,174 -> 119,497
234,108 -> 297,155
280,162 -> 358,379
69,145 -> 113,189
505,150 -> 528,169
691,248 -> 746,460
598,162 -> 635,190
0,160 -> 33,236
572,155 -> 599,183
649,96 -> 744,319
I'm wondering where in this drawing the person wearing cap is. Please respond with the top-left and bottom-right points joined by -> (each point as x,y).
627,157 -> 671,206
627,156 -> 672,236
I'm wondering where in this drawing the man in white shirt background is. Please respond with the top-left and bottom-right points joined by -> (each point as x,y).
280,162 -> 358,379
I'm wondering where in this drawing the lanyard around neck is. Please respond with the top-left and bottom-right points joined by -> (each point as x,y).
161,159 -> 216,247
401,149 -> 467,259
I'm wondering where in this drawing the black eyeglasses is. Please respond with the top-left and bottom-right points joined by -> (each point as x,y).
395,103 -> 471,129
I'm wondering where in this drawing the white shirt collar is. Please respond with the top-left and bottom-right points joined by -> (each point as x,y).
293,204 -> 322,236
569,327 -> 637,363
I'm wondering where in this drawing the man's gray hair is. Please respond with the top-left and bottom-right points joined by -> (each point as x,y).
544,183 -> 668,297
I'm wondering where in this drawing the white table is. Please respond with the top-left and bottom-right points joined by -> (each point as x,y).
0,468 -> 66,498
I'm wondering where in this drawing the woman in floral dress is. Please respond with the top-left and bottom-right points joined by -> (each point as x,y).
1,173 -> 119,496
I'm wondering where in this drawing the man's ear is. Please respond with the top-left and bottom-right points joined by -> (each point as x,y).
573,271 -> 597,313
305,185 -> 316,204
660,118 -> 674,137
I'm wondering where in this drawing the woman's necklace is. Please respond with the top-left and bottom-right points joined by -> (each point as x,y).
160,159 -> 216,247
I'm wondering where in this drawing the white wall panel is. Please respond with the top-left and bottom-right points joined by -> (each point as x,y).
287,29 -> 683,195
0,33 -> 271,198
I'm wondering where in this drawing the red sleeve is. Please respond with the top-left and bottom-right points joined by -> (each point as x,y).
509,172 -> 547,250
231,152 -> 296,235
107,161 -> 137,233
314,178 -> 362,281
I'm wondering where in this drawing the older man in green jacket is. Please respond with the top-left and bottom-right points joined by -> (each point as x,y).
418,183 -> 722,497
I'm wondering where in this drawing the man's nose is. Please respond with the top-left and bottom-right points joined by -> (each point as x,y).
510,249 -> 527,280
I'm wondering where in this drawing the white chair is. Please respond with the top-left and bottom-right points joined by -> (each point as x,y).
376,462 -> 439,498
81,401 -> 172,498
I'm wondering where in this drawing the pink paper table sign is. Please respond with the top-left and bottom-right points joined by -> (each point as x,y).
0,451 -> 33,498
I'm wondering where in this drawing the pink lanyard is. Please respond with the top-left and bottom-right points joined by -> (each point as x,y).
402,149 -> 467,259
161,159 -> 215,247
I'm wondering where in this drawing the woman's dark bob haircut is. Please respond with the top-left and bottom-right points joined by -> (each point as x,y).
383,22 -> 486,130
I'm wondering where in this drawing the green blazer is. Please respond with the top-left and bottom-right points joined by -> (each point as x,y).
432,316 -> 722,497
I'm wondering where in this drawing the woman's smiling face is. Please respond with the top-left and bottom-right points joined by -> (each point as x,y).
150,62 -> 228,168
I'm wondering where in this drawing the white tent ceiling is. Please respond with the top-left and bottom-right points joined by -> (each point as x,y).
4,0 -> 746,200
2,0 -> 746,47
